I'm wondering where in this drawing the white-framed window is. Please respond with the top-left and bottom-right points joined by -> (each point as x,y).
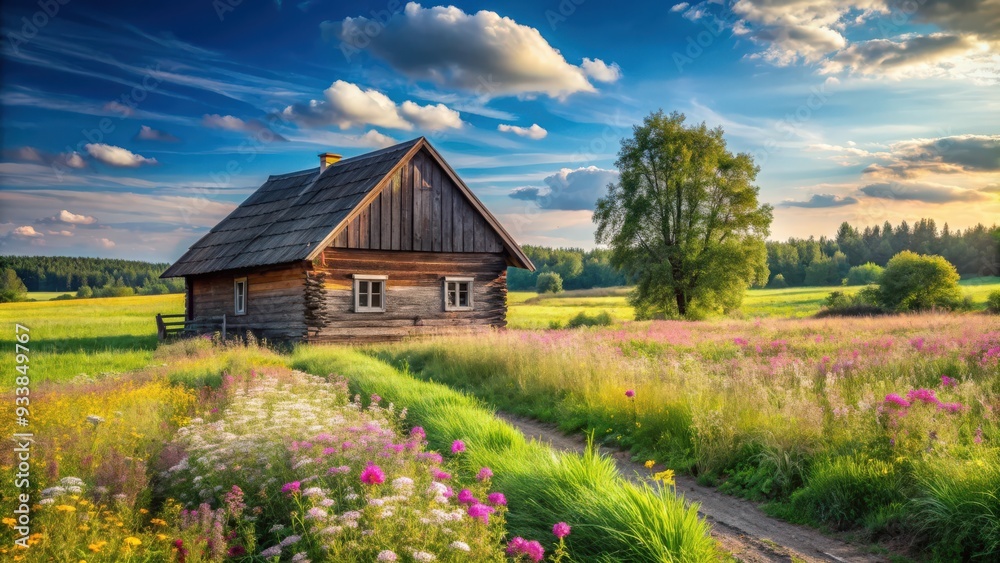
444,277 -> 474,311
234,277 -> 247,315
353,274 -> 387,312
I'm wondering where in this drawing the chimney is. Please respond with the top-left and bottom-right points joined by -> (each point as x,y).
319,152 -> 342,172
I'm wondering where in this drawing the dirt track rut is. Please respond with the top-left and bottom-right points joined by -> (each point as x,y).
497,413 -> 890,563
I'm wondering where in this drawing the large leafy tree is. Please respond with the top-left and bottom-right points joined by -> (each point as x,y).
0,268 -> 28,303
594,111 -> 773,318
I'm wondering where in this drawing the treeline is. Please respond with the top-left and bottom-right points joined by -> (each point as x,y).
508,246 -> 628,291
766,219 -> 999,287
0,256 -> 183,295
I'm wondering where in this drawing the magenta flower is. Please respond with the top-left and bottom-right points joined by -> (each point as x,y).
487,492 -> 507,506
907,388 -> 940,406
410,426 -> 426,440
625,389 -> 635,398
457,489 -> 477,505
370,393 -> 382,404
417,451 -> 443,464
506,537 -> 527,556
941,375 -> 957,388
883,394 -> 910,409
467,502 -> 495,524
432,469 -> 452,480
451,440 -> 466,454
281,481 -> 301,496
360,464 -> 386,485
477,467 -> 494,481
939,402 -> 963,414
552,521 -> 571,539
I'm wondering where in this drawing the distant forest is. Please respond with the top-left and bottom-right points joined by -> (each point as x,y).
509,219 -> 1000,291
0,256 -> 182,295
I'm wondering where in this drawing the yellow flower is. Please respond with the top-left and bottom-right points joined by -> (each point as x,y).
123,537 -> 142,547
77,525 -> 90,532
156,534 -> 169,541
654,469 -> 676,486
2,517 -> 15,527
88,541 -> 107,553
150,518 -> 167,526
55,505 -> 77,512
139,508 -> 149,514
644,460 -> 656,469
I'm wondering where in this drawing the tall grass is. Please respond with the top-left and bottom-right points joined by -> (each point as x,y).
291,346 -> 719,562
362,313 -> 1000,556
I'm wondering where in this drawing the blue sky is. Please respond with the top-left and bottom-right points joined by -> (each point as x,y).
1,0 -> 997,261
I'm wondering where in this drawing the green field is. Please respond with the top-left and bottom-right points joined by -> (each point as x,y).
25,291 -> 75,301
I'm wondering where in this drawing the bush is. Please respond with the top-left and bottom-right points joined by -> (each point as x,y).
566,310 -> 614,328
846,263 -> 883,286
877,251 -> 962,312
536,271 -> 564,294
0,268 -> 28,302
76,285 -> 93,298
987,290 -> 1000,314
767,274 -> 788,288
790,454 -> 904,529
817,286 -> 886,317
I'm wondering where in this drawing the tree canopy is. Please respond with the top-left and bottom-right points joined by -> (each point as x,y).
0,268 -> 28,303
594,111 -> 772,318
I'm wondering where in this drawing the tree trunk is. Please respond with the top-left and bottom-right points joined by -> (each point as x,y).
675,289 -> 687,317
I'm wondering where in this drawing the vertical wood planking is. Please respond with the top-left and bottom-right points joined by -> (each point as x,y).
391,170 -> 401,251
453,187 -> 465,252
432,161 -> 442,251
442,175 -> 453,252
413,156 -> 424,251
474,212 -> 485,252
359,206 -> 370,248
380,182 -> 391,250
370,193 -> 381,249
401,161 -> 412,251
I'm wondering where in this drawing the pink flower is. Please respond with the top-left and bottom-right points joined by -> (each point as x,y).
457,489 -> 477,505
417,452 -> 443,464
506,537 -> 545,562
552,521 -> 571,539
941,375 -> 957,388
370,393 -> 382,404
467,502 -> 495,524
360,464 -> 386,485
477,467 -> 493,481
625,389 -> 635,398
907,388 -> 940,406
451,440 -> 466,454
883,394 -> 910,409
432,469 -> 452,480
281,481 -> 301,495
487,492 -> 507,506
410,426 -> 426,440
939,402 -> 963,414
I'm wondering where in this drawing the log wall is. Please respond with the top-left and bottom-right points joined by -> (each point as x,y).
188,264 -> 307,341
305,248 -> 508,342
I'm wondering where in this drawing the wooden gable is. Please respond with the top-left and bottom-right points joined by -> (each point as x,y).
330,148 -> 505,254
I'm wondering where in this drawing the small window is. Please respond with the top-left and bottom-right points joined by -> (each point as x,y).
354,274 -> 387,312
444,277 -> 474,311
234,278 -> 247,315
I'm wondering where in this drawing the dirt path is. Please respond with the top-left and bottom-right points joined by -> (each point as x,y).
497,413 -> 889,563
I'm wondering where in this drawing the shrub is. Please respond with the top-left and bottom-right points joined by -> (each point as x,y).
877,251 -> 961,312
0,268 -> 27,303
536,272 -> 564,294
767,274 -> 788,288
987,290 -> 1000,314
566,310 -> 614,328
846,263 -> 883,286
790,455 -> 905,529
75,285 -> 93,298
817,286 -> 885,317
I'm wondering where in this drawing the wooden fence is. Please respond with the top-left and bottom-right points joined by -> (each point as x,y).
155,313 -> 228,342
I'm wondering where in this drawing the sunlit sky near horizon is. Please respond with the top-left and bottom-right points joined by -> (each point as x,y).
1,0 -> 998,262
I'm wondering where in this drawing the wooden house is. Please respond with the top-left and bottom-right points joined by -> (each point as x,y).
160,137 -> 534,342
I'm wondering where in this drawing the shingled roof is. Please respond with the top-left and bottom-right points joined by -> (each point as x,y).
162,137 -> 532,278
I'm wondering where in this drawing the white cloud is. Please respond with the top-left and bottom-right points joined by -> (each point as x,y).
6,146 -> 87,170
670,3 -> 690,12
821,34 -> 981,77
54,210 -> 97,225
202,114 -> 288,141
47,230 -> 73,236
358,130 -> 397,148
136,125 -> 181,142
12,226 -> 42,237
860,181 -> 990,203
780,194 -> 860,207
84,144 -> 157,167
98,238 -> 116,248
581,58 -> 623,83
509,166 -> 618,210
327,3 -> 599,99
103,100 -> 134,116
497,123 -> 548,140
281,80 -> 462,131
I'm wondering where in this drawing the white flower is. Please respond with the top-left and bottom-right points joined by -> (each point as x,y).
260,545 -> 282,558
449,541 -> 471,552
279,534 -> 301,547
291,553 -> 310,562
302,487 -> 325,497
392,476 -> 414,491
377,550 -> 398,561
269,523 -> 285,533
412,551 -> 436,562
